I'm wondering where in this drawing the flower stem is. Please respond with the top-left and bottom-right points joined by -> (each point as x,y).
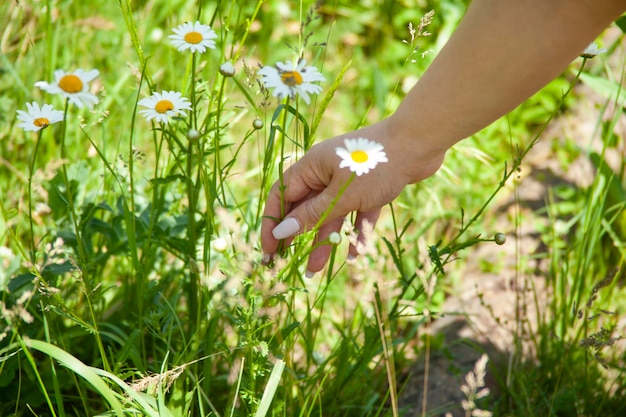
187,52 -> 200,333
28,130 -> 43,264
59,100 -> 87,271
214,73 -> 228,205
58,99 -> 110,372
278,98 -> 291,221
436,58 -> 588,272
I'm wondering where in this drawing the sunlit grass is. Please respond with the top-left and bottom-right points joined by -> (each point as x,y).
1,1 -> 625,416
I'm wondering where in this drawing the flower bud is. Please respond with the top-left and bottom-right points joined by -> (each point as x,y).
252,118 -> 264,130
187,128 -> 200,141
219,61 -> 236,77
150,28 -> 164,43
494,233 -> 506,245
328,232 -> 341,245
212,237 -> 228,252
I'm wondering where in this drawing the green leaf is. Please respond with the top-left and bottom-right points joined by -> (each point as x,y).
254,359 -> 285,417
26,339 -> 126,416
578,71 -> 626,108
615,15 -> 626,34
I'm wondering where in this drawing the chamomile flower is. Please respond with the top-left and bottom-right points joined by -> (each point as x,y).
581,42 -> 607,59
35,69 -> 100,109
138,91 -> 192,124
16,102 -> 64,132
257,59 -> 325,104
169,21 -> 217,53
335,138 -> 388,176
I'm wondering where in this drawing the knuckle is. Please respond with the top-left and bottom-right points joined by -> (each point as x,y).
303,199 -> 325,228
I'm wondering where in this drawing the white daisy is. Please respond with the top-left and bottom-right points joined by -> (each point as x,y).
16,102 -> 64,132
169,21 -> 217,53
138,90 -> 192,124
581,42 -> 607,59
335,137 -> 388,176
257,59 -> 325,104
35,69 -> 100,109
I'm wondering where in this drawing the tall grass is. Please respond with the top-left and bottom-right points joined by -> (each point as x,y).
0,1 -> 625,417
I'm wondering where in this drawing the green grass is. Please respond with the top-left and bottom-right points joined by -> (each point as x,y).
1,1 -> 625,416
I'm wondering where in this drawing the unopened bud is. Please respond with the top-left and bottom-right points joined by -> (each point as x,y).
212,237 -> 228,252
494,233 -> 506,245
328,232 -> 341,245
187,128 -> 200,141
150,28 -> 164,43
219,61 -> 236,77
252,118 -> 264,130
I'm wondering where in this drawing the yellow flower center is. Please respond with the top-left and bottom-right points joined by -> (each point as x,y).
280,71 -> 303,86
350,150 -> 369,163
184,31 -> 203,44
58,74 -> 83,93
33,118 -> 50,128
155,100 -> 174,114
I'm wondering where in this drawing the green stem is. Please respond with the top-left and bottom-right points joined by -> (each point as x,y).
187,138 -> 199,332
437,58 -> 588,271
214,74 -> 228,205
278,98 -> 291,221
278,173 -> 355,281
187,54 -> 200,334
59,100 -> 85,267
58,99 -> 110,372
275,99 -> 292,256
17,335 -> 58,417
28,130 -> 43,264
230,0 -> 264,63
41,302 -> 66,417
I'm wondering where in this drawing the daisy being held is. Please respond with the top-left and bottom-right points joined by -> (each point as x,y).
35,69 -> 100,109
169,21 -> 217,53
257,59 -> 325,104
335,138 -> 388,176
138,91 -> 192,124
16,102 -> 64,132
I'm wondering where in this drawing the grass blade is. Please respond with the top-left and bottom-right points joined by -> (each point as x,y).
254,359 -> 286,417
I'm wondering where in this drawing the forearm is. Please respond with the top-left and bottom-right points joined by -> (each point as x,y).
392,0 -> 625,152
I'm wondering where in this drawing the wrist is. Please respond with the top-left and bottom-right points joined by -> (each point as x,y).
381,114 -> 448,185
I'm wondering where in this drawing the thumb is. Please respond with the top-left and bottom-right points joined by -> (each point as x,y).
271,189 -> 341,240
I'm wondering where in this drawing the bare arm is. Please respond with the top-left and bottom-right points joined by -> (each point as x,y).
392,0 -> 625,158
261,0 -> 626,275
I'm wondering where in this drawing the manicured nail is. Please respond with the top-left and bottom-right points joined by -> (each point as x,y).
272,217 -> 301,240
305,270 -> 315,279
262,252 -> 272,264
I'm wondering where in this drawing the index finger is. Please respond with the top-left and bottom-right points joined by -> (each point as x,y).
260,150 -> 333,260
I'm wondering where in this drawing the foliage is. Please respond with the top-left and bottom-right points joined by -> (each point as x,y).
0,1 -> 624,417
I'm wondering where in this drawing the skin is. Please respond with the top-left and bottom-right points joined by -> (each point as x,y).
261,0 -> 626,276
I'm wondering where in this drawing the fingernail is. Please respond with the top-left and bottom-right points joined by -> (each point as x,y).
272,217 -> 301,240
262,252 -> 272,264
305,270 -> 315,279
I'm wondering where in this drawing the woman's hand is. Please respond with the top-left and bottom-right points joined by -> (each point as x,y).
260,0 -> 626,277
260,116 -> 446,276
